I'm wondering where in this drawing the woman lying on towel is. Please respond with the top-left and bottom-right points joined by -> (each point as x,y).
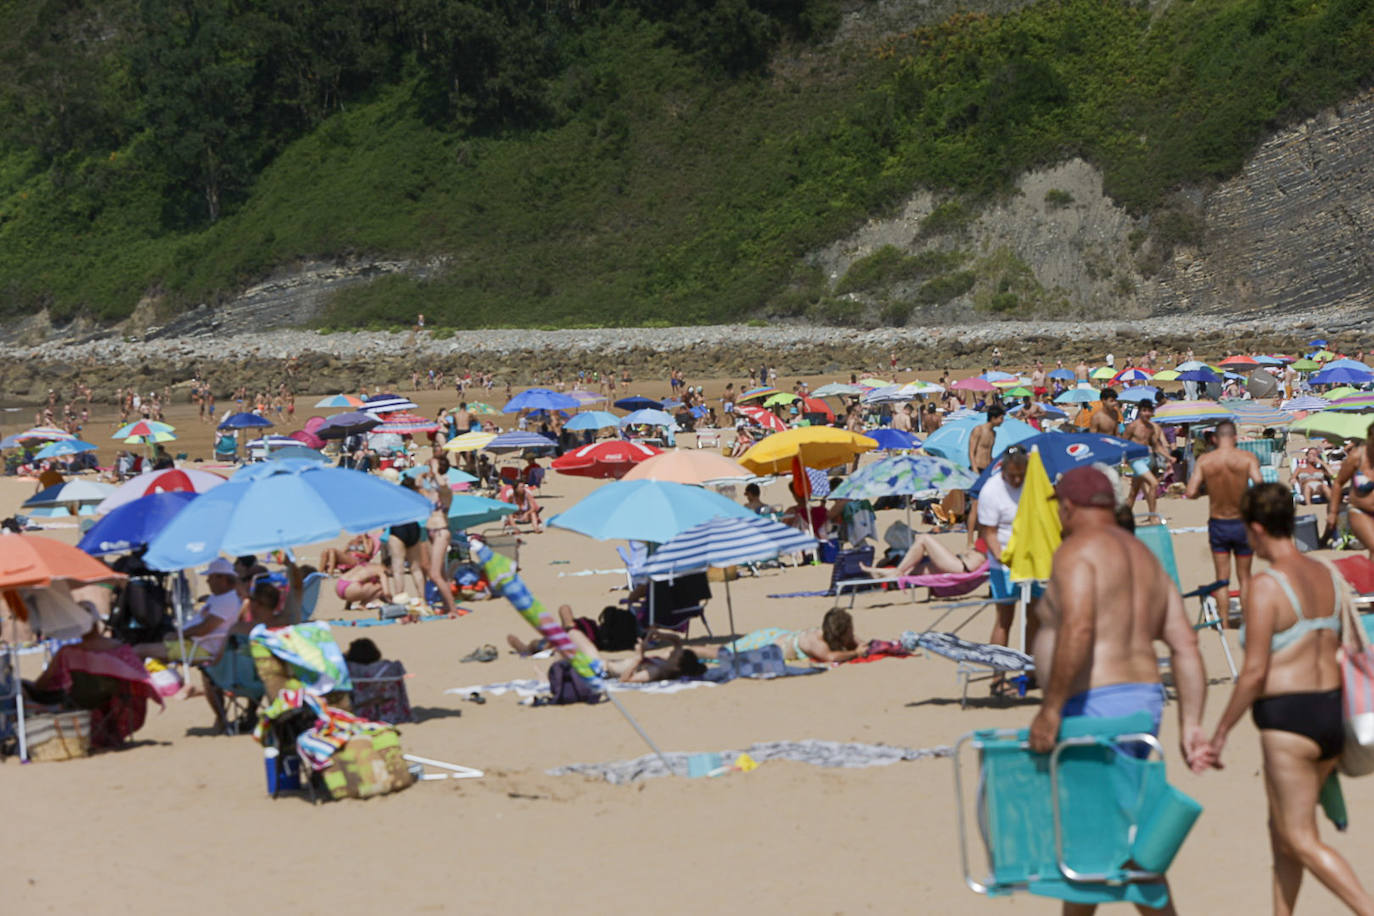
567,627 -> 706,683
861,535 -> 989,579
702,608 -> 868,664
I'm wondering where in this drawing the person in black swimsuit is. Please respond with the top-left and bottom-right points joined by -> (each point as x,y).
1201,483 -> 1372,914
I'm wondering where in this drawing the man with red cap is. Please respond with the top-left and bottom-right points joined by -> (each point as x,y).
1028,466 -> 1210,781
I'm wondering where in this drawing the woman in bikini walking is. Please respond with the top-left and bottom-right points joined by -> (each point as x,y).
1204,483 -> 1373,914
1328,420 -> 1374,559
423,459 -> 460,617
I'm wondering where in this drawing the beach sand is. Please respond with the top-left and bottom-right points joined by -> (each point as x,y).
2,379 -> 1369,915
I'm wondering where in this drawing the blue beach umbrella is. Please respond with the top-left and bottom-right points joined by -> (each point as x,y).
1054,387 -> 1101,404
1118,387 -> 1160,403
267,444 -> 331,463
620,408 -> 677,429
362,394 -> 419,414
565,411 -> 622,431
922,415 -> 1037,467
33,439 -> 98,460
1176,368 -> 1222,384
77,491 -> 197,556
613,396 -> 663,411
24,479 -> 116,508
142,459 -> 434,570
866,428 -> 923,451
549,479 -> 755,543
641,515 -> 816,579
218,412 -> 274,431
1047,369 -> 1076,381
968,433 -> 1148,498
315,411 -> 381,439
1310,366 -> 1374,386
831,455 -> 975,501
447,493 -> 518,531
503,388 -> 580,413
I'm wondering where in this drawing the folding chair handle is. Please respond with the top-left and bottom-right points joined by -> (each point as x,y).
1181,579 -> 1228,600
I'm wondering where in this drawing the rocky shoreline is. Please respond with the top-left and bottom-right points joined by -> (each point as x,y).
0,304 -> 1365,404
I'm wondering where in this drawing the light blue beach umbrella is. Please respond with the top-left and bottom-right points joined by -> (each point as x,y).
1118,387 -> 1160,403
549,479 -> 754,543
922,415 -> 1037,467
1054,387 -> 1101,404
831,454 -> 975,501
447,493 -> 517,531
565,411 -> 622,431
142,458 -> 434,570
620,408 -> 677,429
33,439 -> 98,460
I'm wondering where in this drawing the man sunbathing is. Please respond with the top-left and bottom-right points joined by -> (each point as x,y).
861,534 -> 988,578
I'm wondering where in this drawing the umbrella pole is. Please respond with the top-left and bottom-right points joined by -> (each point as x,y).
1018,580 -> 1029,654
726,577 -> 739,679
602,690 -> 677,775
12,643 -> 27,762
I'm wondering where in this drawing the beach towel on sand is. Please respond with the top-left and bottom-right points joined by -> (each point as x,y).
550,739 -> 952,784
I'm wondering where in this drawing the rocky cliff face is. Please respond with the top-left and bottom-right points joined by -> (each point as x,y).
814,89 -> 1374,324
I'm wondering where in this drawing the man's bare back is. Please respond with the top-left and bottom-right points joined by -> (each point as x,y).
1034,525 -> 1173,696
1188,445 -> 1260,519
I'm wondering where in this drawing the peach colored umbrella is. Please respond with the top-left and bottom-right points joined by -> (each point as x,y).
621,450 -> 753,485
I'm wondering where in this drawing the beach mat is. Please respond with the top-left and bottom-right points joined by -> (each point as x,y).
550,739 -> 952,784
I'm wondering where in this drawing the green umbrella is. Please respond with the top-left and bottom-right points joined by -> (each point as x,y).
1291,359 -> 1321,371
1290,411 -> 1372,442
762,392 -> 799,407
1323,386 -> 1361,400
830,455 -> 975,501
1004,386 -> 1033,397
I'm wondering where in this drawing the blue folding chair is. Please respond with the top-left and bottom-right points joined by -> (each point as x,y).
1135,521 -> 1236,679
954,712 -> 1202,908
202,634 -> 267,735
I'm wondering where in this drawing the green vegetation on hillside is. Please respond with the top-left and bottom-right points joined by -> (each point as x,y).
0,0 -> 1370,328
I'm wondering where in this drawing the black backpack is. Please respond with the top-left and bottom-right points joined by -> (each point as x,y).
548,660 -> 601,705
109,574 -> 171,643
596,606 -> 639,652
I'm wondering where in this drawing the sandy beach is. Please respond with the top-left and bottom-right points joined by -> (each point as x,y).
2,377 -> 1370,916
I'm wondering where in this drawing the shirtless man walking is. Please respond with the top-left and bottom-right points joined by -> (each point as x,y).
1186,419 -> 1263,615
1124,401 -> 1171,518
1029,467 -> 1209,916
1089,387 -> 1121,436
966,405 -> 1004,547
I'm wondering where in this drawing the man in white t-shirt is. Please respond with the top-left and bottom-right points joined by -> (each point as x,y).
135,557 -> 240,663
977,449 -> 1043,661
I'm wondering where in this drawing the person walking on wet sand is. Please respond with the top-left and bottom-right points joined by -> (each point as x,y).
1186,419 -> 1263,615
1029,467 -> 1209,916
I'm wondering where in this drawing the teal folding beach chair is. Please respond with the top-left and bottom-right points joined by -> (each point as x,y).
1134,521 -> 1236,679
953,712 -> 1202,908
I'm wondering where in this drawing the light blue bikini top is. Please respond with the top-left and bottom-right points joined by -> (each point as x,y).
1240,565 -> 1342,653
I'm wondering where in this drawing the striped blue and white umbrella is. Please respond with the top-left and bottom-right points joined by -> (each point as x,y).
484,430 -> 558,452
640,515 -> 817,647
362,393 -> 419,414
1281,395 -> 1329,412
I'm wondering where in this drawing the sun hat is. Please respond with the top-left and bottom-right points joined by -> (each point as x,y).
201,557 -> 235,576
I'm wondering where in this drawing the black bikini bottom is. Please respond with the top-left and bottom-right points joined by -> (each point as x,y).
1251,688 -> 1344,760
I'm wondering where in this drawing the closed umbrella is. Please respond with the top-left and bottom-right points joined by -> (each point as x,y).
548,479 -> 754,543
737,427 -> 877,475
77,491 -> 198,556
143,459 -> 434,570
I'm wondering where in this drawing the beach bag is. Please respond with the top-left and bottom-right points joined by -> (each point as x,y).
1336,567 -> 1374,777
25,710 -> 92,762
320,728 -> 416,800
548,660 -> 601,705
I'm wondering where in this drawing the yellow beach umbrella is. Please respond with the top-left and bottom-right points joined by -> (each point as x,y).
1002,449 -> 1062,583
1152,369 -> 1180,382
737,427 -> 877,475
1324,386 -> 1361,400
444,431 -> 497,452
1090,367 -> 1116,380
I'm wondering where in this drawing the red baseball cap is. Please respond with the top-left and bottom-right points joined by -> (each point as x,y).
1053,466 -> 1115,508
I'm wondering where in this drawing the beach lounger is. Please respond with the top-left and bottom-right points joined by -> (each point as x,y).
1334,556 -> 1374,612
1134,521 -> 1236,680
908,631 -> 1034,707
953,711 -> 1201,907
843,563 -> 991,608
